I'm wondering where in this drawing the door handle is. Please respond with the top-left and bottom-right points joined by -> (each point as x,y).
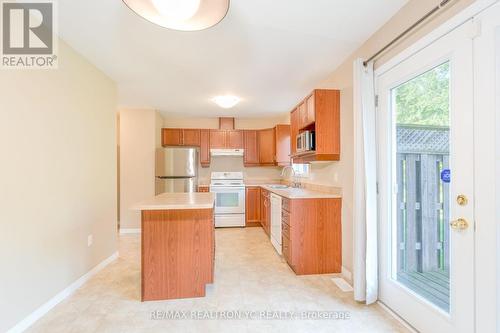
450,218 -> 469,230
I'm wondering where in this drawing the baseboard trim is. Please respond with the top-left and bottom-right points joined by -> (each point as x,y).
377,301 -> 418,333
7,251 -> 119,333
341,266 -> 353,284
119,228 -> 141,234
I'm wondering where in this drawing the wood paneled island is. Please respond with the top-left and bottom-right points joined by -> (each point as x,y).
133,192 -> 215,301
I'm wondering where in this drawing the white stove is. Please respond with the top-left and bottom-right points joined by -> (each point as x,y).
210,172 -> 246,227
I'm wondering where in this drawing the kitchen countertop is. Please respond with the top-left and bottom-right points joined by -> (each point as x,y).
260,184 -> 342,199
132,192 -> 215,211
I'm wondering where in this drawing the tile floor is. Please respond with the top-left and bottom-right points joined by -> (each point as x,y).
28,227 -> 409,333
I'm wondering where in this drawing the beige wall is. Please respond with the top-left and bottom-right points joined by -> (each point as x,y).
119,109 -> 164,230
294,0 -> 476,277
0,41 -> 117,332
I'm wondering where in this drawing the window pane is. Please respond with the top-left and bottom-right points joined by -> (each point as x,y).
393,62 -> 450,312
292,164 -> 309,176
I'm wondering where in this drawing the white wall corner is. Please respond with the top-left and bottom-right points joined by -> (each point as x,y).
7,252 -> 119,333
341,266 -> 353,284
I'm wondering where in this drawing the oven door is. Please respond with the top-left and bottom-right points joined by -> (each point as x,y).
210,186 -> 245,214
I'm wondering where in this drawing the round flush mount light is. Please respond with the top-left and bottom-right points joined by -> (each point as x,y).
122,0 -> 230,31
212,95 -> 241,109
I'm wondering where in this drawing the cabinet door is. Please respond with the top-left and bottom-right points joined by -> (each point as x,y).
183,129 -> 201,146
226,130 -> 243,149
298,102 -> 307,129
290,109 -> 299,154
258,128 -> 276,165
209,130 -> 226,148
200,129 -> 210,167
198,185 -> 210,192
305,93 -> 316,126
162,128 -> 182,146
260,189 -> 269,235
245,187 -> 261,226
243,130 -> 259,166
275,125 -> 291,166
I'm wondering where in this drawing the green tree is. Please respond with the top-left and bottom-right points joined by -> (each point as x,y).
394,62 -> 449,127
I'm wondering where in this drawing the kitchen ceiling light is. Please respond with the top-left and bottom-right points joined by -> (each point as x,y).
122,0 -> 230,31
212,95 -> 241,109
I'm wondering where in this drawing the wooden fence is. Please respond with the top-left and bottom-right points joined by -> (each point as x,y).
396,125 -> 450,274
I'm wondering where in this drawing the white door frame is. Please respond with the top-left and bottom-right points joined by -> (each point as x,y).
376,21 -> 475,333
374,1 -> 500,332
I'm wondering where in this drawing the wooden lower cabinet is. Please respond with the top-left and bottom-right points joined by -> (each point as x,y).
282,197 -> 342,275
141,208 -> 214,300
198,185 -> 209,193
245,186 -> 261,227
260,189 -> 271,236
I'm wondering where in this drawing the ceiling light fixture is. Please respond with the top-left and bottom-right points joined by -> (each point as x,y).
212,95 -> 241,109
122,0 -> 230,31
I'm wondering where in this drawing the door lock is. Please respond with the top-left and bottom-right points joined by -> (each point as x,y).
450,218 -> 469,230
456,194 -> 468,206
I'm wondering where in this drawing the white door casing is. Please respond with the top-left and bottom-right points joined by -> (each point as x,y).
376,21 -> 475,333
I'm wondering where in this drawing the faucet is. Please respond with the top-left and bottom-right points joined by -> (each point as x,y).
280,166 -> 301,188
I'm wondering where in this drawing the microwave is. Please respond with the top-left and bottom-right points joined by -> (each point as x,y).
296,131 -> 315,152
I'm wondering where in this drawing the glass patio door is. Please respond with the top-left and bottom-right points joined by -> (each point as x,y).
376,21 -> 475,333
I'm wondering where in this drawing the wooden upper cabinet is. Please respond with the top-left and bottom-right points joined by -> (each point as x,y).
290,89 -> 340,162
305,93 -> 316,127
258,128 -> 276,165
275,124 -> 291,166
200,129 -> 210,167
243,130 -> 259,166
298,102 -> 308,129
290,109 -> 299,155
226,130 -> 243,149
162,128 -> 201,147
209,130 -> 226,149
245,186 -> 261,226
182,129 -> 201,146
315,89 -> 340,159
162,128 -> 183,146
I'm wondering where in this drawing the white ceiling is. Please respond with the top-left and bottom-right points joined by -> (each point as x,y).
58,0 -> 407,117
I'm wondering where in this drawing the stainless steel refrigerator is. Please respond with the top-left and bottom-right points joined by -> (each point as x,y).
155,147 -> 198,194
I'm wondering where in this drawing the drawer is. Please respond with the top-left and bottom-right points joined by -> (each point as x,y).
282,234 -> 291,264
198,186 -> 210,193
281,209 -> 290,226
282,197 -> 290,212
282,221 -> 290,239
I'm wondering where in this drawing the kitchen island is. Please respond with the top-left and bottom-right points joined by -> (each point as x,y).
133,192 -> 215,301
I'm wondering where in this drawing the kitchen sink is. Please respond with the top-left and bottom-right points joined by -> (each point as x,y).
268,185 -> 289,189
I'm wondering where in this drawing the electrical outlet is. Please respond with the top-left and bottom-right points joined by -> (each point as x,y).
87,234 -> 93,247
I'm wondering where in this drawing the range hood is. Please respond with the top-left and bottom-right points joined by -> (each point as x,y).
210,149 -> 244,157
